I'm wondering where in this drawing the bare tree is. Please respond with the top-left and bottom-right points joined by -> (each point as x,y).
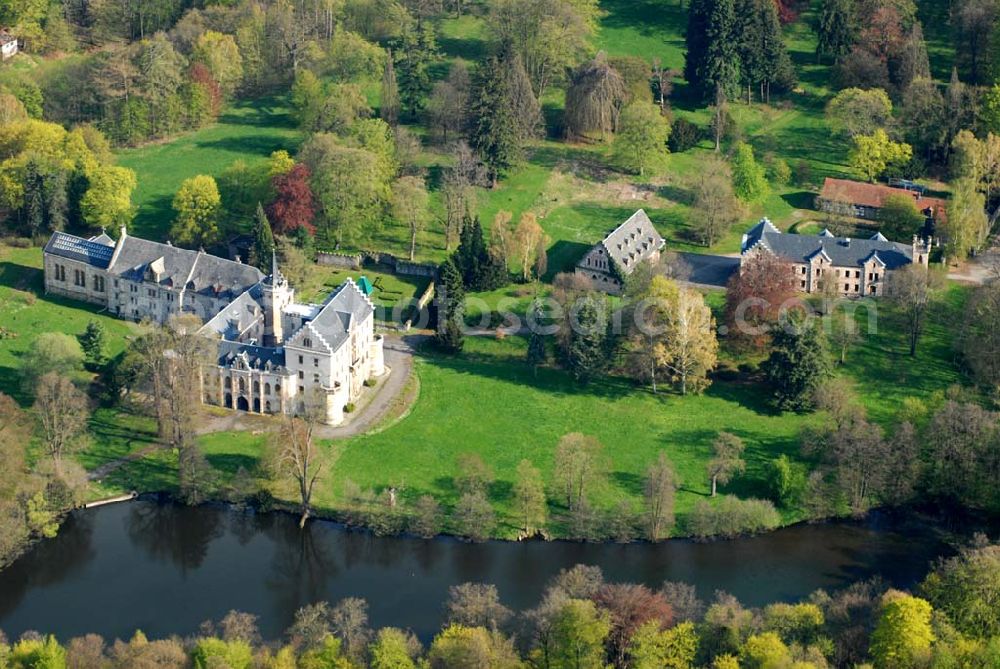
643,452 -> 678,541
441,142 -> 485,250
446,583 -> 512,631
513,458 -> 547,535
707,432 -> 746,497
34,373 -> 89,476
331,597 -> 371,662
886,265 -> 943,356
553,433 -> 605,510
690,157 -> 741,247
270,404 -> 326,528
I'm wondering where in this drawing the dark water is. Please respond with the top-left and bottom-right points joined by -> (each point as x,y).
0,500 -> 966,642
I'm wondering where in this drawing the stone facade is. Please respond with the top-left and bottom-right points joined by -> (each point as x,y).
740,218 -> 931,297
575,209 -> 666,295
44,229 -> 384,425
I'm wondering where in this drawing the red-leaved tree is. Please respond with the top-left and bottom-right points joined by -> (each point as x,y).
267,164 -> 317,236
188,63 -> 222,118
724,252 -> 801,350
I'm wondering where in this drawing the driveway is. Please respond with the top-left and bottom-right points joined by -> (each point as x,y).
676,252 -> 740,288
948,246 -> 999,285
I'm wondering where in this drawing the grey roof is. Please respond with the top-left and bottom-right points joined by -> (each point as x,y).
89,232 -> 115,246
217,340 -> 285,370
200,289 -> 264,340
741,218 -> 913,269
109,235 -> 263,298
598,209 -> 665,273
290,279 -> 373,354
44,232 -> 116,268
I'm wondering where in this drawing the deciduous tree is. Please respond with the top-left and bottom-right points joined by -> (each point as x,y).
707,432 -> 746,497
643,452 -> 678,540
613,103 -> 670,176
170,174 -> 220,248
33,373 -> 89,477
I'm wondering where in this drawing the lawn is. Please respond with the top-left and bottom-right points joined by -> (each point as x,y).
116,96 -> 303,242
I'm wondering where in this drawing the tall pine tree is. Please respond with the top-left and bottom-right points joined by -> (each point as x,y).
381,48 -> 400,126
470,45 -> 531,185
815,0 -> 856,63
566,293 -> 614,383
435,258 -> 466,352
763,317 -> 833,411
249,202 -> 275,272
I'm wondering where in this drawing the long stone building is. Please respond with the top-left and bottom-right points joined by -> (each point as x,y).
740,218 -> 931,297
43,228 -> 384,424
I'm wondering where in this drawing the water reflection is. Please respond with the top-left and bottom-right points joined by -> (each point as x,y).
0,500 -> 982,643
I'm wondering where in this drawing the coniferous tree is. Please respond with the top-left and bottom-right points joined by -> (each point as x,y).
394,23 -> 437,118
435,258 -> 466,353
381,49 -> 400,126
78,320 -> 107,369
470,51 -> 524,185
763,318 -> 833,411
566,294 -> 614,383
526,300 -> 547,375
453,216 -> 507,291
815,0 -> 856,63
249,203 -> 275,272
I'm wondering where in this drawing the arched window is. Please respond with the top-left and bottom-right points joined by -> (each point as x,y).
265,401 -> 272,412
253,381 -> 260,394
275,383 -> 281,393
238,378 -> 246,393
303,337 -> 312,348
224,377 -> 232,390
264,383 -> 271,395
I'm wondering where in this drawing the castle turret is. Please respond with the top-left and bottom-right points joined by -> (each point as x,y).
261,251 -> 294,346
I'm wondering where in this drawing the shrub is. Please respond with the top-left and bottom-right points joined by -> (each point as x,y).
687,496 -> 781,539
669,117 -> 702,152
766,156 -> 791,186
344,402 -> 356,413
363,378 -> 377,387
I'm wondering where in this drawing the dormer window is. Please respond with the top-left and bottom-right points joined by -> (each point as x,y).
303,337 -> 312,348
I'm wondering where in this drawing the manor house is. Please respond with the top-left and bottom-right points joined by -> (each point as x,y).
740,218 -> 931,297
43,228 -> 384,424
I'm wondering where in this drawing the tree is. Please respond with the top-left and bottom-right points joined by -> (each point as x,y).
370,628 -> 418,669
80,165 -> 136,231
428,624 -> 521,669
877,194 -> 925,241
815,0 -> 856,62
33,373 -> 89,477
179,442 -> 215,506
249,203 -> 275,271
724,252 -> 798,350
391,176 -> 430,261
553,432 -> 605,510
627,275 -> 678,393
922,543 -> 1000,639
192,31 -> 243,98
410,495 -> 442,538
78,320 -> 106,369
446,583 -> 512,631
629,620 -> 698,669
690,157 -> 741,247
564,52 -> 628,139
512,212 -> 548,282
731,142 -> 769,203
886,265 -> 941,356
331,597 -> 372,662
454,490 -> 495,542
613,103 -> 670,176
268,164 -> 317,236
943,178 -> 989,261
566,293 -> 613,383
393,23 -> 437,117
826,88 -> 892,138
548,599 -> 611,669
441,142 -> 483,249
661,286 -> 718,394
643,452 -> 678,541
849,129 -> 912,182
869,591 -> 934,669
427,63 -> 471,143
513,458 -> 547,536
526,302 -> 548,374
762,317 -> 833,411
707,432 -> 746,497
684,0 -> 741,100
271,412 -> 324,528
593,583 -> 674,669
381,49 -> 400,126
171,175 -> 220,248
960,281 -> 1000,393
490,0 -> 600,100
952,0 -> 998,85
21,332 -> 84,391
923,401 -> 999,507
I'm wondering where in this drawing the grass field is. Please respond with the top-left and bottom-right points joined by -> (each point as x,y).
116,96 -> 303,241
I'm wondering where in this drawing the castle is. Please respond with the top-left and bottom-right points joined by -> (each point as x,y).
43,228 -> 384,424
575,209 -> 666,295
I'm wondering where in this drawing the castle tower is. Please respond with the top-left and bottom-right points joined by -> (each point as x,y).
261,251 -> 294,346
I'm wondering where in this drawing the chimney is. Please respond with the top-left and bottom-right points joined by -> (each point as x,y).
119,225 -> 128,239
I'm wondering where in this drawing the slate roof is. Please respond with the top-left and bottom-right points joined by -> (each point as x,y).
598,209 -> 665,273
0,32 -> 16,46
217,340 -> 286,370
200,289 -> 265,341
289,279 -> 374,354
109,235 -> 263,298
44,232 -> 116,269
741,218 -> 914,270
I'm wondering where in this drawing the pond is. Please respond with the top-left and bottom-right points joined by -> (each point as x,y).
0,500 -> 968,642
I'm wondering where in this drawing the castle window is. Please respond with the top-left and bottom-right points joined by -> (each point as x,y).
313,373 -> 319,383
298,355 -> 303,364
224,377 -> 232,390
253,381 -> 260,394
148,289 -> 156,298
264,383 -> 271,395
303,337 -> 312,347
265,401 -> 271,412
74,269 -> 86,287
54,264 -> 65,281
313,357 -> 318,367
844,283 -> 850,291
275,383 -> 281,393
298,371 -> 304,380
238,378 -> 246,392
93,275 -> 105,292
800,280 -> 806,288
298,386 -> 304,394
